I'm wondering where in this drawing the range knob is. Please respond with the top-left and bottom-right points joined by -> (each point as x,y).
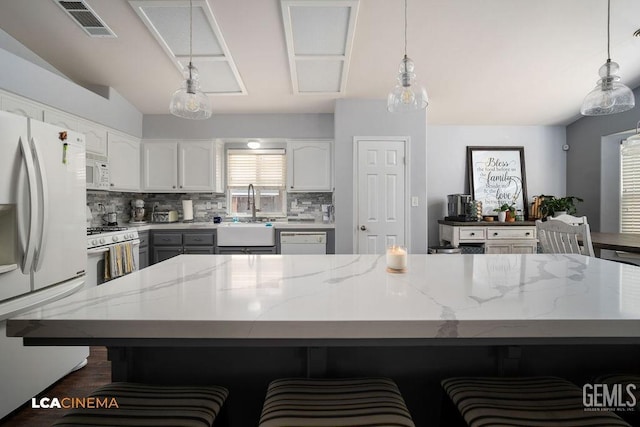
91,239 -> 98,245
99,238 -> 105,244
112,236 -> 119,242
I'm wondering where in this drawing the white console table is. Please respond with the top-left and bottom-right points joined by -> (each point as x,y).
438,220 -> 538,254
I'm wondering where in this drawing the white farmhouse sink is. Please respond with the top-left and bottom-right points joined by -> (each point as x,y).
216,223 -> 275,246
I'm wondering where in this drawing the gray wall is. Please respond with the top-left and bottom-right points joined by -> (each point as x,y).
334,99 -> 428,254
143,114 -> 334,139
427,126 -> 567,246
0,36 -> 142,137
566,86 -> 640,231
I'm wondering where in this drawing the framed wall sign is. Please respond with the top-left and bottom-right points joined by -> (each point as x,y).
467,146 -> 528,218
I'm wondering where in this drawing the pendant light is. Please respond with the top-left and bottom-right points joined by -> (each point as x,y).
387,0 -> 428,113
169,0 -> 212,120
580,0 -> 635,116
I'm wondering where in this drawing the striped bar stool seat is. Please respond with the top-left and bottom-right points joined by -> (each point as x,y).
442,376 -> 631,426
52,382 -> 228,427
259,377 -> 415,427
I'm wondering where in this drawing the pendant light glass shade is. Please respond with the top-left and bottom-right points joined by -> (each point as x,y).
387,0 -> 428,113
388,55 -> 428,112
170,62 -> 212,120
169,0 -> 212,120
580,60 -> 635,115
580,0 -> 635,116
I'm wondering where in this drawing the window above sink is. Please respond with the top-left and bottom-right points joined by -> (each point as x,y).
227,149 -> 286,218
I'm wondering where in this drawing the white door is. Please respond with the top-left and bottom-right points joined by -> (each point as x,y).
30,121 -> 86,290
356,139 -> 406,254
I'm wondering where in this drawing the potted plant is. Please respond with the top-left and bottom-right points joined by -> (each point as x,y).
539,195 -> 583,218
493,203 -> 515,223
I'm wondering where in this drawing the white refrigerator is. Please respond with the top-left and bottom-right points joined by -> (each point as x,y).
0,110 -> 89,419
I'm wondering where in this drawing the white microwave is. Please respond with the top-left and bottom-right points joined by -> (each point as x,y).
86,160 -> 110,190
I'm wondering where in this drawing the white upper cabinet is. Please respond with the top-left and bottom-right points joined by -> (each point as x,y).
287,140 -> 332,192
143,140 -> 223,193
179,141 -> 215,191
108,132 -> 141,192
1,94 -> 44,121
78,120 -> 108,157
143,141 -> 178,191
43,109 -> 79,131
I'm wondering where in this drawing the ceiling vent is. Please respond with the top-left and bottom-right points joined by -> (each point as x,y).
53,0 -> 117,37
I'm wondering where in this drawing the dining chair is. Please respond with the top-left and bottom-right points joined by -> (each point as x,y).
549,213 -> 588,225
536,219 -> 595,257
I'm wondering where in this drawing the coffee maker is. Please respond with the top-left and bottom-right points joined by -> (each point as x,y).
131,199 -> 146,223
446,194 -> 472,221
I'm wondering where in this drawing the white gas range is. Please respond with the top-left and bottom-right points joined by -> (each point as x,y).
86,226 -> 140,286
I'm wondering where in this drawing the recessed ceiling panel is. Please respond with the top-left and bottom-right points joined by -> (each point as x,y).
290,6 -> 350,55
282,0 -> 359,94
178,59 -> 242,94
130,0 -> 246,95
141,6 -> 222,56
296,60 -> 343,92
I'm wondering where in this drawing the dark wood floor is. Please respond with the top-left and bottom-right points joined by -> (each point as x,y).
0,347 -> 110,427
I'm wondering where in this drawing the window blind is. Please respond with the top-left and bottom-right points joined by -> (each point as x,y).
621,138 -> 640,233
227,149 -> 286,187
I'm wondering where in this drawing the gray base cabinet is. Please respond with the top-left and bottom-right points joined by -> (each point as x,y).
138,231 -> 149,269
215,246 -> 277,255
151,230 -> 216,264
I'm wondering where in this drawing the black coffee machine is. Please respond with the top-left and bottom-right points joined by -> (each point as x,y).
446,194 -> 474,221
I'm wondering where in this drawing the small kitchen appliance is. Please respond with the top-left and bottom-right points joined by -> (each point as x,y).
446,194 -> 474,221
102,210 -> 117,226
131,199 -> 146,223
152,210 -> 179,223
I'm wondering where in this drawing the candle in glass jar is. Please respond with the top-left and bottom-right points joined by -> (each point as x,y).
386,245 -> 407,270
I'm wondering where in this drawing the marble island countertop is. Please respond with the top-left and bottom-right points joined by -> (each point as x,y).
7,254 -> 640,342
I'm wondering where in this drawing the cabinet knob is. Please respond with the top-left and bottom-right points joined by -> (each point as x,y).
470,232 -> 475,236
172,185 -> 176,189
493,232 -> 498,236
360,225 -> 367,231
290,186 -> 294,189
110,183 -> 114,187
526,232 -> 531,236
180,185 -> 183,188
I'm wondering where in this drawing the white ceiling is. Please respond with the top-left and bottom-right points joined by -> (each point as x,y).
1,0 -> 639,125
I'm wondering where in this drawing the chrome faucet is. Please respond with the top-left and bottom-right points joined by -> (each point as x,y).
247,184 -> 256,222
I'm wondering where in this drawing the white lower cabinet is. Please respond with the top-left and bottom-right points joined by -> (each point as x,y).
108,132 -> 141,191
439,221 -> 538,254
143,140 -> 223,192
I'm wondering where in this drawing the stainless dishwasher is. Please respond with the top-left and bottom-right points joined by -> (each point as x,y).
280,232 -> 327,254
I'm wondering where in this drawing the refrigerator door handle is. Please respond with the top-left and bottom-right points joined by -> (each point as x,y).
31,137 -> 50,272
18,136 -> 38,273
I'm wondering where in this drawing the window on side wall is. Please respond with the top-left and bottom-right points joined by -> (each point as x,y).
227,149 -> 286,218
620,138 -> 640,233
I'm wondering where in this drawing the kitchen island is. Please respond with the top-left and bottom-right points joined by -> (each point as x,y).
8,254 -> 640,425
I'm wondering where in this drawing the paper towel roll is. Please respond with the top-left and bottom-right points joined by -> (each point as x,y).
182,200 -> 193,221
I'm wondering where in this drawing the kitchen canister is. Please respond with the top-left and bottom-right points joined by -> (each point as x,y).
182,200 -> 194,222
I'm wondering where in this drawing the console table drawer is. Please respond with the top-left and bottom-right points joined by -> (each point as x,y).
487,228 -> 535,240
459,228 -> 485,240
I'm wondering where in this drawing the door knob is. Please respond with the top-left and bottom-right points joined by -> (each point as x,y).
360,225 -> 367,231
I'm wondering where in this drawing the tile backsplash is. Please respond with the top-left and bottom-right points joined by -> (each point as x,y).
87,191 -> 333,226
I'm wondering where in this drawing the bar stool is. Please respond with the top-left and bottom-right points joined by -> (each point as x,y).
442,376 -> 631,426
52,382 -> 228,427
259,377 -> 415,427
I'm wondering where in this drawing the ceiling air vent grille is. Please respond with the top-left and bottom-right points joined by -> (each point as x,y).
54,0 -> 117,38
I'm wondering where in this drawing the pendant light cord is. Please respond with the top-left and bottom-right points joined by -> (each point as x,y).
188,0 -> 193,79
607,0 -> 611,61
404,0 -> 407,57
